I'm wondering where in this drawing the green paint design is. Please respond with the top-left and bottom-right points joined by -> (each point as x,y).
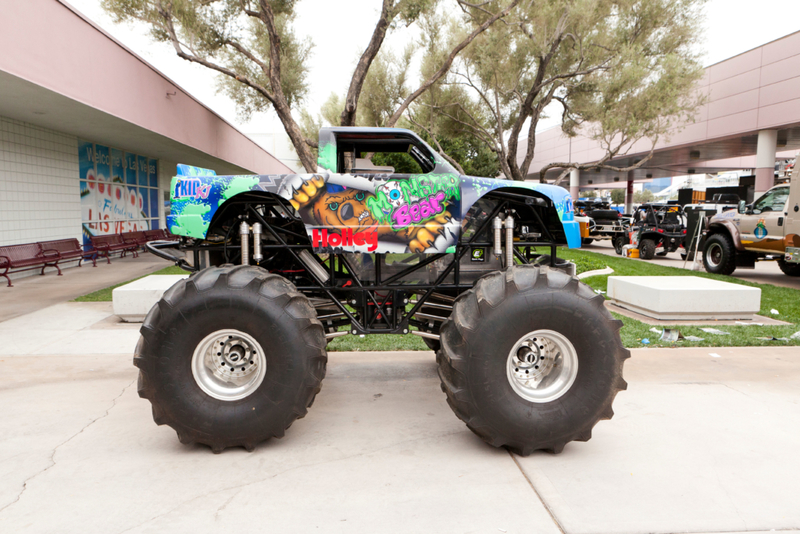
219,176 -> 260,205
170,203 -> 211,238
318,142 -> 336,172
368,173 -> 461,225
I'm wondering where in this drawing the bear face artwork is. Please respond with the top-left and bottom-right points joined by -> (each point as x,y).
281,174 -> 453,253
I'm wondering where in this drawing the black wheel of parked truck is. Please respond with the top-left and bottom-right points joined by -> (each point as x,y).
638,238 -> 656,260
613,235 -> 627,255
703,233 -> 736,275
134,265 -> 327,453
779,259 -> 800,277
437,265 -> 630,456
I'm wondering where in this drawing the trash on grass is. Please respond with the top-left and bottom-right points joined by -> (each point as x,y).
649,327 -> 661,334
660,329 -> 681,342
683,335 -> 705,341
756,336 -> 790,341
790,331 -> 800,340
770,309 -> 780,315
735,321 -> 764,326
700,327 -> 730,335
640,338 -> 650,345
594,289 -> 606,294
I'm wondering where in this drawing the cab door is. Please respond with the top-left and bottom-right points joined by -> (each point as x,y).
741,186 -> 790,253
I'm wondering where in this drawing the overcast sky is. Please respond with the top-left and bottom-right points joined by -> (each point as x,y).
67,0 -> 800,137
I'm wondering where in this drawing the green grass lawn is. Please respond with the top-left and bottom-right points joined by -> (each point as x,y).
73,250 -> 800,351
556,247 -> 800,349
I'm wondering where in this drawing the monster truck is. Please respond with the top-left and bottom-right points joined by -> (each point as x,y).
141,127 -> 629,455
703,180 -> 800,276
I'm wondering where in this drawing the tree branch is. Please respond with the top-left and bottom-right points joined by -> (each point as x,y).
386,0 -> 519,127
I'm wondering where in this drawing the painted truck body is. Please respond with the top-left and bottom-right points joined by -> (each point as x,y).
167,127 -> 579,252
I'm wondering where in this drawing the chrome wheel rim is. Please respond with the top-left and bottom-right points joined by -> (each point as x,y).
506,329 -> 578,403
707,243 -> 722,267
191,329 -> 266,401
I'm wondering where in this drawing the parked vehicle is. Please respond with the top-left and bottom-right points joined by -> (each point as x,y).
631,203 -> 687,259
574,199 -> 631,253
703,180 -> 800,276
143,127 -> 629,455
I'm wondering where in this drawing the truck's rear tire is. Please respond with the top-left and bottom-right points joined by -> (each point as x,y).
778,259 -> 800,277
703,233 -> 736,275
134,265 -> 327,453
613,236 -> 627,255
639,238 -> 656,259
437,266 -> 629,456
582,238 -> 594,246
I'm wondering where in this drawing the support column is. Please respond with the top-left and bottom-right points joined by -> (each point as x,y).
570,169 -> 580,200
625,171 -> 635,214
755,130 -> 777,197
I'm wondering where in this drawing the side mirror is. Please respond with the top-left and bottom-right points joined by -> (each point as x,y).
738,200 -> 746,214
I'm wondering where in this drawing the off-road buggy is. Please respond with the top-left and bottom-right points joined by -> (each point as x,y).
143,127 -> 629,455
632,203 -> 687,259
574,199 -> 631,253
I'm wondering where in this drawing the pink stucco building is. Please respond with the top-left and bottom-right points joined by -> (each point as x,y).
0,0 -> 291,252
521,31 -> 800,202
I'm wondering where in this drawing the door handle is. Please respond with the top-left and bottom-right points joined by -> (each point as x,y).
778,217 -> 784,226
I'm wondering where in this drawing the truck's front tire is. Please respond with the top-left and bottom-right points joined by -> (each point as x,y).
134,265 -> 327,453
779,259 -> 800,277
437,266 -> 629,456
703,233 -> 736,275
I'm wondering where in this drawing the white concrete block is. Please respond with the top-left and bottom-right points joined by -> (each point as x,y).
607,276 -> 761,320
112,275 -> 189,322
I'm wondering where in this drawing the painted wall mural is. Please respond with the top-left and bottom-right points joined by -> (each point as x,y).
79,140 -> 159,250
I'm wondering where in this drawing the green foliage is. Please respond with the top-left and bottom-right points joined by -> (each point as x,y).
634,189 -> 655,203
370,152 -> 423,174
611,188 -> 625,204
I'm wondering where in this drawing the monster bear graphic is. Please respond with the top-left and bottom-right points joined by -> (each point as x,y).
281,174 -> 452,253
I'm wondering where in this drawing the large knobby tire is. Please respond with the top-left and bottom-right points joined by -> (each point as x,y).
639,238 -> 656,260
134,265 -> 327,453
437,266 -> 630,456
582,238 -> 594,246
779,259 -> 800,277
703,233 -> 736,275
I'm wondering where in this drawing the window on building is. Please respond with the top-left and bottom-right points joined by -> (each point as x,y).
79,140 -> 160,250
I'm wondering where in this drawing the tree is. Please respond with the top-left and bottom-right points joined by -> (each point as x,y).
103,0 -> 516,172
610,188 -> 625,205
633,188 -> 655,203
414,0 -> 707,180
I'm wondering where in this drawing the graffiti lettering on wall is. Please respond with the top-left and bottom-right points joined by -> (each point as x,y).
79,140 -> 159,249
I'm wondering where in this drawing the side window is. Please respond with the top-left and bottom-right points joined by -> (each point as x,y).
754,188 -> 790,213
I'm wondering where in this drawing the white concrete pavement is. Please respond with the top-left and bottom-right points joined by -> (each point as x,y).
584,239 -> 800,290
1,302 -> 799,533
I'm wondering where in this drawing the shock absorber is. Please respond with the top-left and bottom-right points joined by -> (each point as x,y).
493,216 -> 504,258
239,221 -> 250,266
505,214 -> 515,268
251,222 -> 263,263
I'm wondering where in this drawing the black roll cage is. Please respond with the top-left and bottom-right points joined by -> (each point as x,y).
149,192 -> 563,336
